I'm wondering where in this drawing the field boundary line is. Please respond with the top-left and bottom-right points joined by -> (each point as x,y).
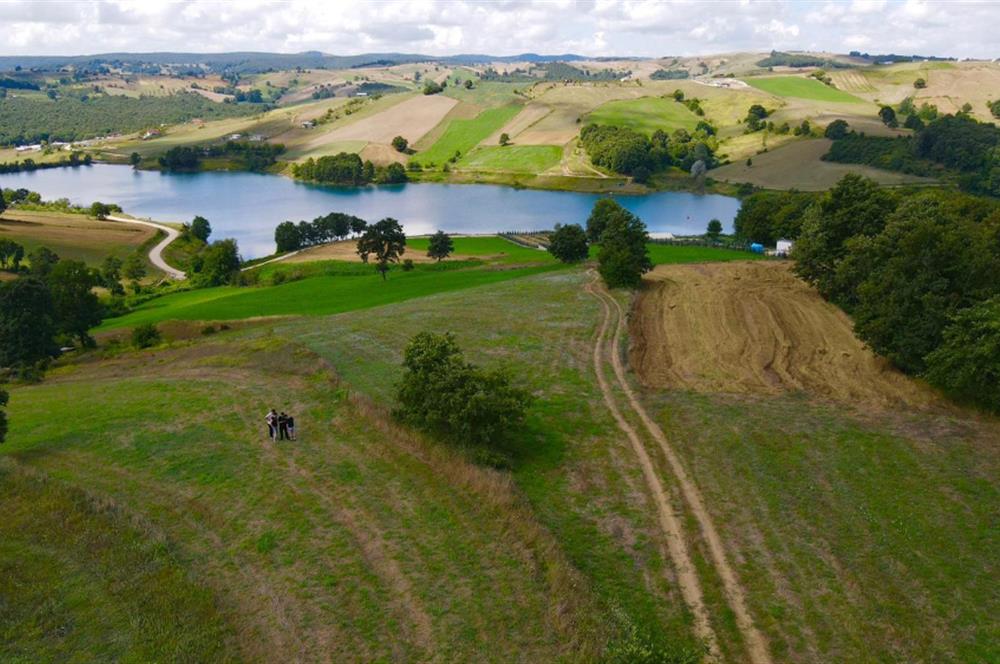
594,276 -> 773,664
585,274 -> 720,660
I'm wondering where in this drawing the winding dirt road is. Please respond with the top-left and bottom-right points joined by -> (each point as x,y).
107,215 -> 186,280
586,273 -> 772,664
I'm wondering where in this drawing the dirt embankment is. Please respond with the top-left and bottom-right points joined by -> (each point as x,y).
630,261 -> 940,409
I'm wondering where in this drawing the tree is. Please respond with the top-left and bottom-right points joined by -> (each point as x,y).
548,223 -> 589,263
745,104 -> 769,131
597,209 -> 652,289
89,201 -> 112,219
878,105 -> 898,128
0,190 -> 5,216
129,151 -> 141,167
423,80 -> 443,95
350,217 -> 368,236
0,277 -> 57,368
123,253 -> 146,289
499,132 -> 511,146
131,323 -> 161,349
924,297 -> 1000,412
377,162 -> 407,184
362,160 -> 376,182
274,221 -> 302,252
391,136 -> 408,152
48,260 -> 102,347
427,230 -> 454,262
196,239 -> 241,287
706,219 -> 723,241
357,218 -> 406,280
99,255 -> 125,296
190,215 -> 212,242
824,119 -> 850,140
464,79 -> 473,89
672,89 -> 685,101
586,198 -> 625,242
913,77 -> 927,89
395,331 -> 532,448
0,239 -> 24,270
27,246 -> 59,278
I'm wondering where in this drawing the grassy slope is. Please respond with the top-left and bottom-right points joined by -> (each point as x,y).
96,263 -> 560,330
745,77 -> 864,103
586,97 -> 701,134
2,332 -> 606,662
413,105 -> 521,166
0,209 -> 158,267
458,145 -> 563,173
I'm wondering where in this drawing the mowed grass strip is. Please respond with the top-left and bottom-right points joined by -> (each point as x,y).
458,145 -> 563,173
745,76 -> 864,103
97,263 -> 559,330
585,96 -> 701,134
407,236 -> 555,263
413,105 -> 521,166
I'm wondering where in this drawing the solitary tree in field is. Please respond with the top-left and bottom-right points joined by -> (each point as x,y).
586,198 -> 625,242
464,79 -> 473,89
597,209 -> 652,289
357,218 -> 406,279
129,152 -> 141,167
190,216 -> 212,242
548,223 -> 589,263
879,105 -> 898,128
706,219 -> 723,242
499,132 -> 511,146
89,202 -> 112,220
427,230 -> 453,262
392,136 -> 408,152
913,77 -> 927,89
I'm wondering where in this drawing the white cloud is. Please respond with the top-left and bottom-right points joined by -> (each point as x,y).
0,0 -> 995,59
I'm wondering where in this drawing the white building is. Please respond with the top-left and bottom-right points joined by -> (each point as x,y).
776,239 -> 794,256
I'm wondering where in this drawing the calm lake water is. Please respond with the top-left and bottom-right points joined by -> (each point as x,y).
0,164 -> 741,258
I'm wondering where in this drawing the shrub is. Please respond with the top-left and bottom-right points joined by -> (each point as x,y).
131,323 -> 161,349
395,332 -> 532,448
401,259 -> 415,271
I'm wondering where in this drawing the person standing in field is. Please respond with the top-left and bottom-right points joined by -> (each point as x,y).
277,412 -> 289,440
265,408 -> 278,441
286,413 -> 296,441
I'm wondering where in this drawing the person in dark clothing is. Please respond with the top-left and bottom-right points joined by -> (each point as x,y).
277,412 -> 289,440
286,414 -> 296,441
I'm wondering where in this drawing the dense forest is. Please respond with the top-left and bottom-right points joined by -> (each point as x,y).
756,50 -> 851,68
0,92 -> 259,146
736,175 -> 1000,411
579,123 -> 716,181
650,69 -> 689,80
824,114 -> 1000,196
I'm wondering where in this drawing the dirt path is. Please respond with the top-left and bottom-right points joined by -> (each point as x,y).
585,275 -> 721,660
241,250 -> 301,272
587,274 -> 773,664
107,214 -> 186,280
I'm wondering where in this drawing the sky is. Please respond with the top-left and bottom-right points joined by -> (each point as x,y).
0,0 -> 998,60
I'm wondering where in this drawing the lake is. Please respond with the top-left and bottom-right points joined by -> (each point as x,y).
0,165 -> 741,258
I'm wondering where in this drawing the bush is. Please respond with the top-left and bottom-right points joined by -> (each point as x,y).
548,223 -> 589,263
131,323 -> 161,349
401,259 -> 415,271
824,119 -> 850,140
395,332 -> 532,449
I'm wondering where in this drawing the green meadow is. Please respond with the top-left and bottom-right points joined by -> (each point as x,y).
586,97 -> 701,134
746,76 -> 864,103
413,105 -> 521,166
459,145 -> 563,173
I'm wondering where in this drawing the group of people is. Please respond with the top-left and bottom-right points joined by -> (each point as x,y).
265,409 -> 296,441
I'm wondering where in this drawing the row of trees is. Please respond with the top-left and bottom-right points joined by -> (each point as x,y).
0,151 -> 92,174
274,212 -> 368,252
291,152 -> 407,186
741,174 -> 1000,411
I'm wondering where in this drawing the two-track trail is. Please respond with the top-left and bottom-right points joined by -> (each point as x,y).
586,273 -> 772,664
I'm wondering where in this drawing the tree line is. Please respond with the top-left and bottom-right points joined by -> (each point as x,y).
274,212 -> 369,252
737,174 -> 1000,411
0,151 -> 92,174
579,123 -> 716,183
158,140 -> 286,172
291,152 -> 407,186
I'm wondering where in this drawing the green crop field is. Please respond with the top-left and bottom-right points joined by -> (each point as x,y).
745,76 -> 865,103
413,105 -> 521,166
459,145 -> 563,173
96,262 -> 559,330
585,96 -> 701,134
407,235 -> 554,263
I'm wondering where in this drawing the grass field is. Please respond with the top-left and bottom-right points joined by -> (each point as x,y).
745,76 -> 864,103
413,105 -> 522,166
458,145 -> 563,173
0,209 -> 160,271
96,262 -> 560,330
585,97 -> 701,135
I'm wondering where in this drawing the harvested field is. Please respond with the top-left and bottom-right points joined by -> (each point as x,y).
629,261 -> 940,408
321,94 -> 458,145
711,138 -> 934,190
482,103 -> 550,145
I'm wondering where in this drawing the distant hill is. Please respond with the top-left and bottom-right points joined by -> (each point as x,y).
0,51 -> 590,74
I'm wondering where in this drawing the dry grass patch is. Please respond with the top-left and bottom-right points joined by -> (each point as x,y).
320,93 -> 458,145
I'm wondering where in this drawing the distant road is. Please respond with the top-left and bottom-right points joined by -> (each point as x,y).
107,215 -> 186,280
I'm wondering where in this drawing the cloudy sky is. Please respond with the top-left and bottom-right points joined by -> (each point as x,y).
1,0 -> 997,60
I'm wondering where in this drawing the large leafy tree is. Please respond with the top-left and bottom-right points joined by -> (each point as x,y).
395,331 -> 532,448
586,198 -> 624,242
357,218 -> 406,279
0,277 -> 58,368
274,221 -> 302,252
925,297 -> 1000,412
548,223 -> 589,263
48,260 -> 102,347
597,208 -> 652,289
27,246 -> 59,278
426,230 -> 453,262
190,216 -> 212,242
0,239 -> 24,270
196,239 -> 241,287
